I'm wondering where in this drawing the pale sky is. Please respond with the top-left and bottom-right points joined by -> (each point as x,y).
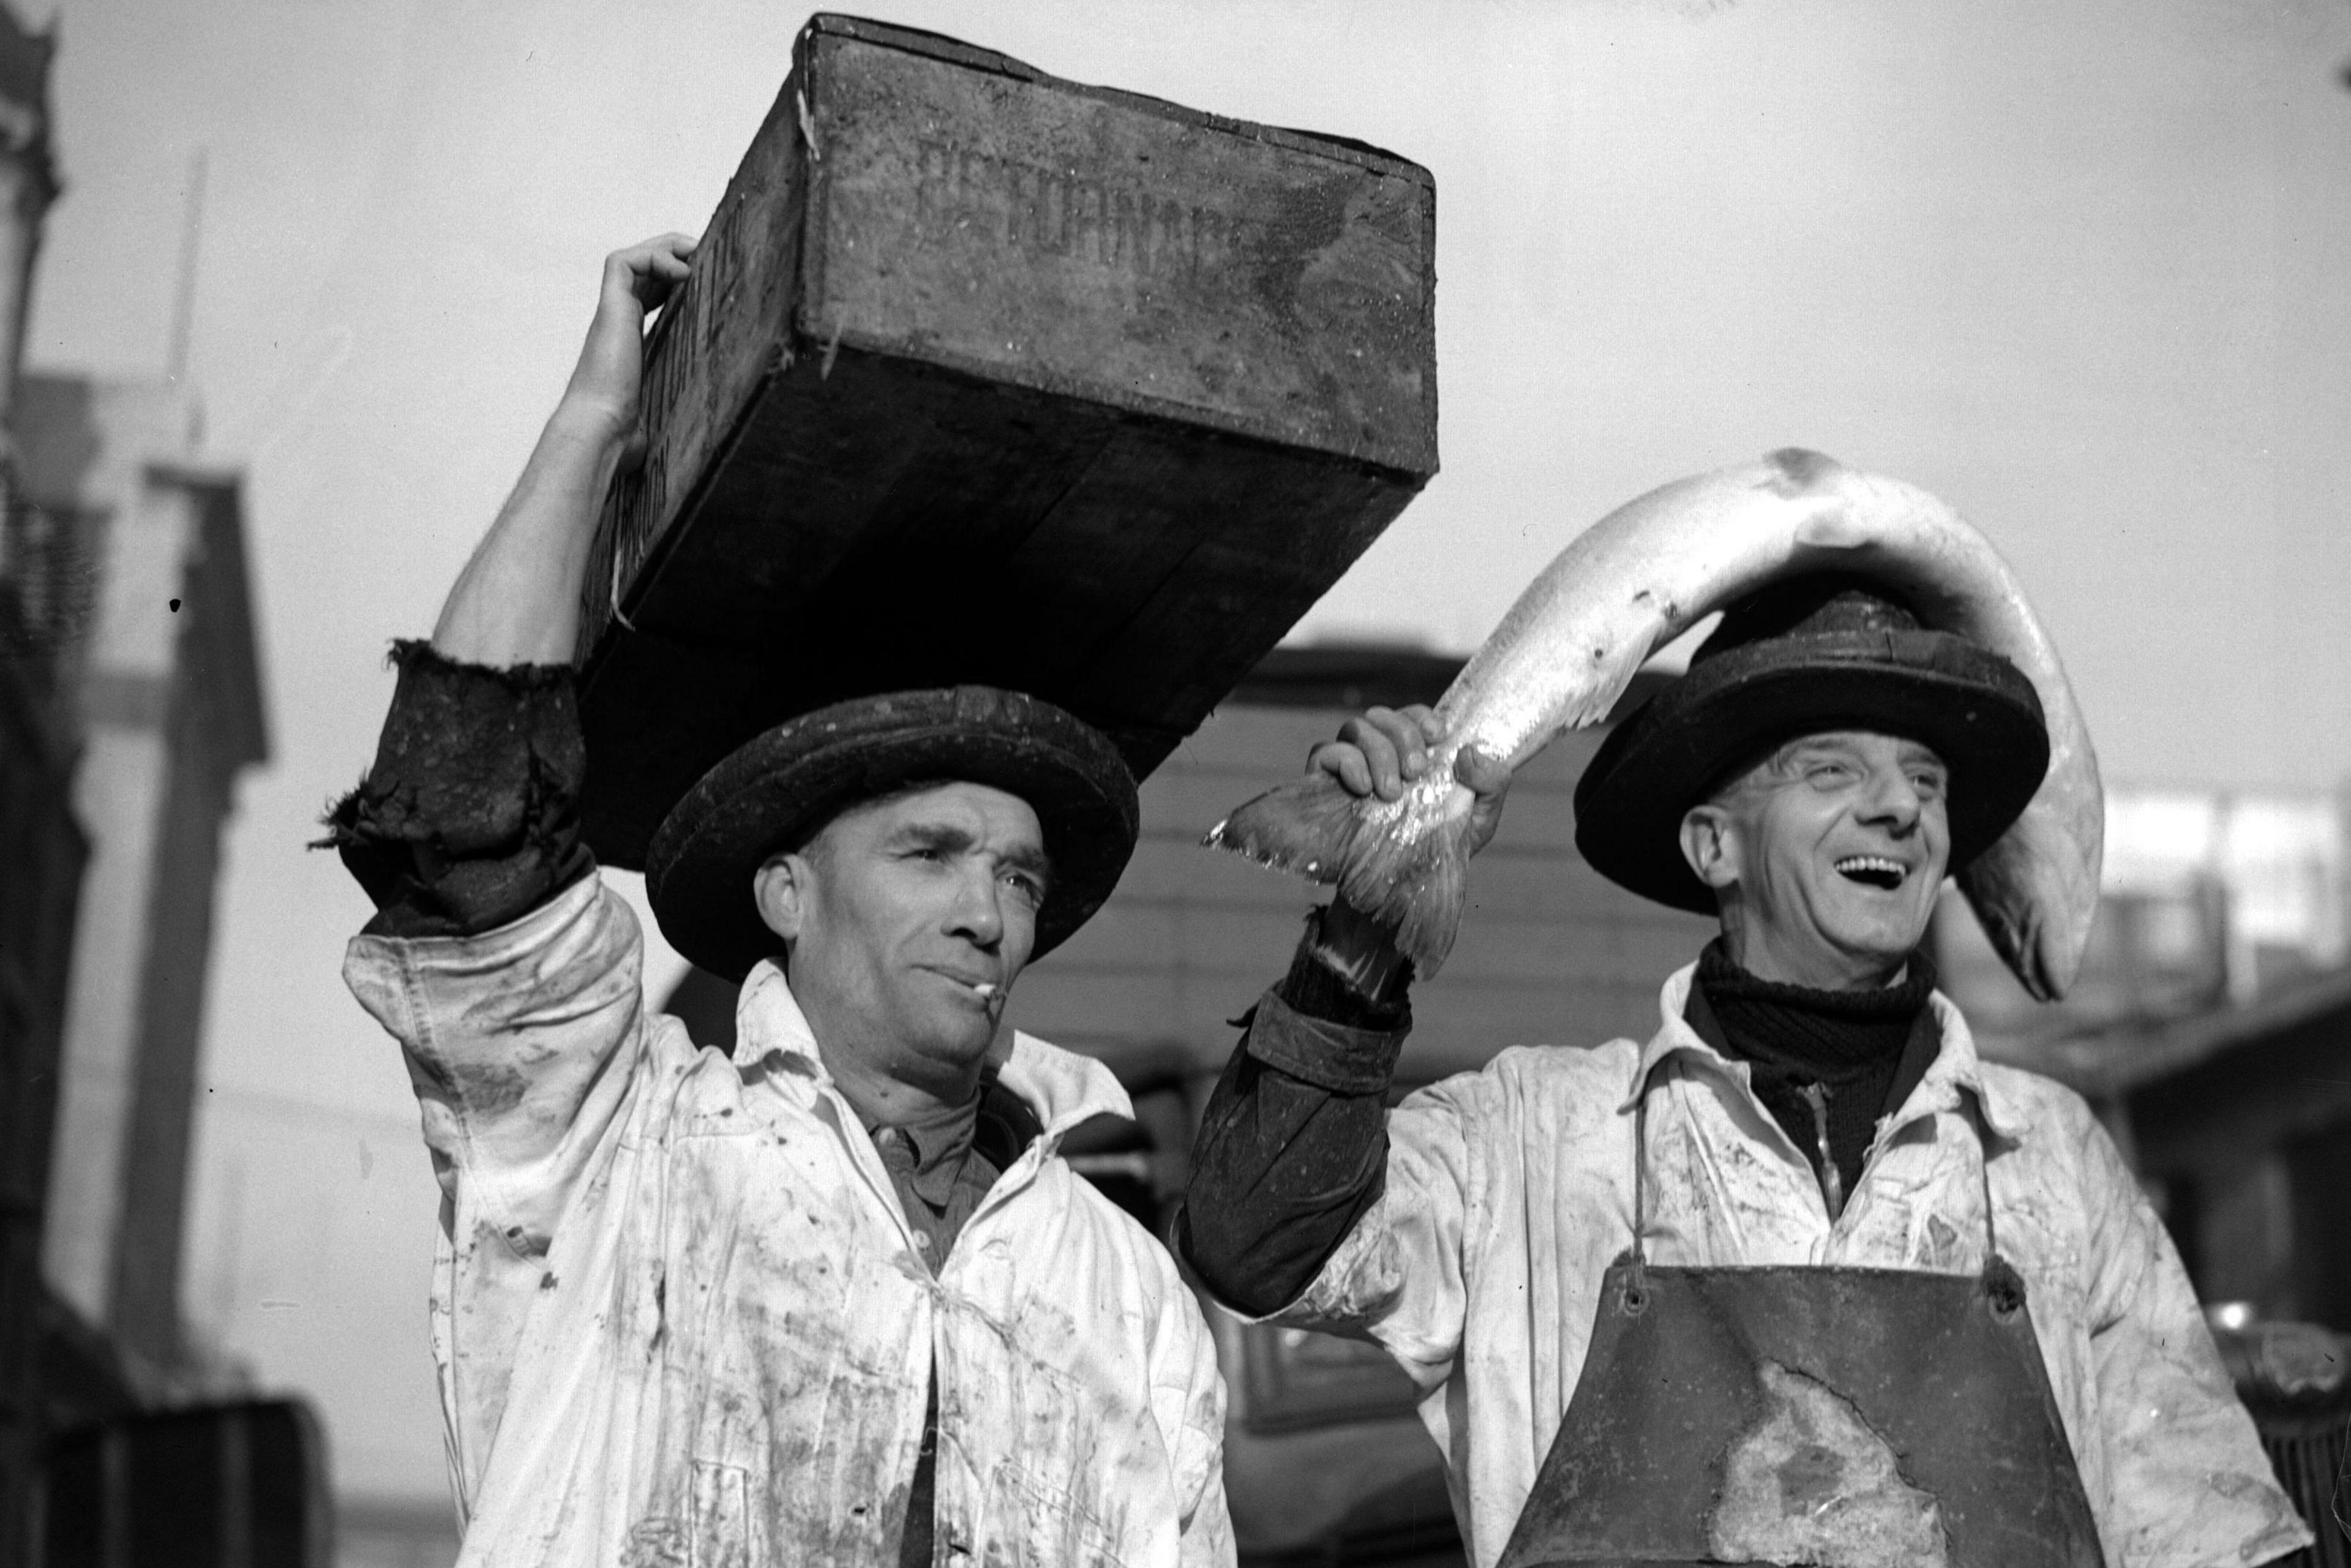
29,0 -> 2351,1501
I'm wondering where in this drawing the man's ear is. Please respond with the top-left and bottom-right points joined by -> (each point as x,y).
1679,803 -> 1741,892
752,853 -> 811,946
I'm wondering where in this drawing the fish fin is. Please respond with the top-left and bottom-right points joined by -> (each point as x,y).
1343,816 -> 1473,980
1204,775 -> 1359,883
1207,774 -> 1478,979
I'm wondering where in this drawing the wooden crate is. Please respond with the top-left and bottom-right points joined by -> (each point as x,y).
576,12 -> 1438,868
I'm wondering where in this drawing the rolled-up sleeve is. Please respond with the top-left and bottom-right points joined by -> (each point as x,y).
321,639 -> 593,939
2074,1108 -> 2311,1566
1182,987 -> 1406,1316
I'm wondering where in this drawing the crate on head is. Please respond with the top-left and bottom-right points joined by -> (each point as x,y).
577,12 -> 1439,869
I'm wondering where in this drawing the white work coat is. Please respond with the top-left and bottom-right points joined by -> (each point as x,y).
1252,965 -> 2308,1568
343,874 -> 1232,1567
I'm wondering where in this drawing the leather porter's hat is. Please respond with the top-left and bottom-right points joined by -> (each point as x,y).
1572,576 -> 2050,914
646,686 -> 1140,981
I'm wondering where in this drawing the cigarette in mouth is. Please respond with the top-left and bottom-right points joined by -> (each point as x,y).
971,982 -> 1001,1000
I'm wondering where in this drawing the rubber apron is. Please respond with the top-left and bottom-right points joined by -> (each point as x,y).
1495,1066 -> 2105,1568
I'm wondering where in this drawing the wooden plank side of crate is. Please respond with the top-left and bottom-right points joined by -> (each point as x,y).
577,87 -> 810,661
620,352 -> 1119,651
576,353 -> 1408,865
580,13 -> 1436,662
977,424 -> 1408,708
1065,460 -> 1413,722
576,632 -> 781,866
572,12 -> 1441,865
800,16 -> 1436,470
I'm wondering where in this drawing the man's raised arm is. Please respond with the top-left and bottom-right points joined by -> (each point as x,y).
432,234 -> 694,666
1181,707 -> 1509,1318
323,234 -> 694,938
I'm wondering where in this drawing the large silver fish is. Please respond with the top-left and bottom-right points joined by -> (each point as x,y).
1208,449 -> 2104,999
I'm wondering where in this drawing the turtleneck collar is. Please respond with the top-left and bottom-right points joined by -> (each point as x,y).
1689,939 -> 1941,1218
1695,939 -> 1936,1081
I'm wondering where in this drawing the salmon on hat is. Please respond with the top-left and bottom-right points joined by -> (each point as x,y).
1572,575 -> 2050,915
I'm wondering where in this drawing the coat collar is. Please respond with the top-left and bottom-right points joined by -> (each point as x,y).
1629,960 -> 2033,1142
730,959 -> 1133,1142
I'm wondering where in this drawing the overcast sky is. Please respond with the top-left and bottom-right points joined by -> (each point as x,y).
31,0 -> 2351,1502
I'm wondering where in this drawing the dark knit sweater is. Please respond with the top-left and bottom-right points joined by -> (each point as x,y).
1690,939 -> 1939,1214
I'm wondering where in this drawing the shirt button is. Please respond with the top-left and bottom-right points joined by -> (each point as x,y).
913,1234 -> 932,1253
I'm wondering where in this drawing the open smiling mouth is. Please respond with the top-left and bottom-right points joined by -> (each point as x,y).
1834,855 -> 1908,891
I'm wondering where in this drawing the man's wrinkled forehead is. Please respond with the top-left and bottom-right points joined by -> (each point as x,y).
1711,728 -> 1949,802
804,778 -> 1050,870
1777,730 -> 1946,768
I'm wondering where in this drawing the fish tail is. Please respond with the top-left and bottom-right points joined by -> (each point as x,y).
1954,831 -> 2082,1003
1205,774 -> 1363,883
1959,883 -> 2054,1003
1208,774 -> 1477,980
1338,813 -> 1474,980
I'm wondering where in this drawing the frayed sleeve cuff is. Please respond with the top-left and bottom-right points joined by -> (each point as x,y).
318,639 -> 593,937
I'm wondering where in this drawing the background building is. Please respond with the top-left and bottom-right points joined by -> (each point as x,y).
20,370 -> 269,1390
0,587 -> 86,1568
1943,784 -> 2351,1061
1941,781 -> 2351,1345
0,10 -> 74,1561
0,4 -> 280,1558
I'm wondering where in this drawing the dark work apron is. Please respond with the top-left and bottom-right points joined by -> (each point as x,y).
1496,1080 -> 2105,1568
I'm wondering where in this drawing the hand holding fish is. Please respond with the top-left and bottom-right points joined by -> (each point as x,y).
1291,705 -> 1515,991
1311,704 -> 1515,860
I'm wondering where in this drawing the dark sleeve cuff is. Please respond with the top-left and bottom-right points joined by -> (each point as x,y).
1244,986 -> 1409,1097
1183,1008 -> 1395,1316
318,639 -> 593,938
1275,904 -> 1412,1030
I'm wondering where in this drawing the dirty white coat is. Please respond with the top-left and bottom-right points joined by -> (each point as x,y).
343,874 -> 1233,1567
1248,965 -> 2309,1568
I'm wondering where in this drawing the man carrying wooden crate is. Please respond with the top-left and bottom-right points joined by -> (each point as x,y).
326,236 -> 1232,1567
